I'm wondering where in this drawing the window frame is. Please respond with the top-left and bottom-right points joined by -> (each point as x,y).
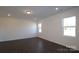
38,23 -> 42,33
63,16 -> 76,37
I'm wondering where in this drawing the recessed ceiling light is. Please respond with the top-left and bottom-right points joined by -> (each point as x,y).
26,11 -> 31,14
8,13 -> 11,16
56,8 -> 58,10
24,10 -> 32,15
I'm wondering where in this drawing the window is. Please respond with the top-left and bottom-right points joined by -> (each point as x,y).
63,16 -> 76,37
38,23 -> 42,33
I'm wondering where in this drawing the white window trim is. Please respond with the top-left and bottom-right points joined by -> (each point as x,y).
63,16 -> 76,37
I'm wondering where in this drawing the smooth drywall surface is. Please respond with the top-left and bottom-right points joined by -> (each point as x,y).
0,17 -> 37,41
38,7 -> 79,50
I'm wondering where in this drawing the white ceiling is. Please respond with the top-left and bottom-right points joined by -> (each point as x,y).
0,6 -> 77,20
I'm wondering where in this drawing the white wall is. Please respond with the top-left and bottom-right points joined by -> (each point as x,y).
0,17 -> 37,41
38,7 -> 79,50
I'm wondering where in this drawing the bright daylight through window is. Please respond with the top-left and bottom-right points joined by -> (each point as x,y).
38,23 -> 42,33
63,16 -> 76,37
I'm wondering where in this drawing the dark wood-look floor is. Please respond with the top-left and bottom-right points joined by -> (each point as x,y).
0,37 -> 79,53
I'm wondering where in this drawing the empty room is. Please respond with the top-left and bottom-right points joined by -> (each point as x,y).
0,6 -> 79,53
